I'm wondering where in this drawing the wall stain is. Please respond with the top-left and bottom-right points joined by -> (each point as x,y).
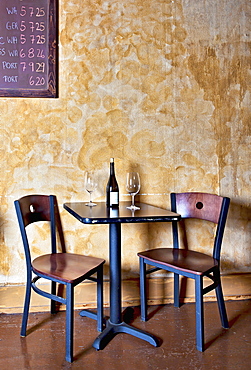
0,0 -> 251,286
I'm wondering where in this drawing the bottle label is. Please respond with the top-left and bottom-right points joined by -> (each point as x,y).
109,208 -> 119,217
110,192 -> 119,206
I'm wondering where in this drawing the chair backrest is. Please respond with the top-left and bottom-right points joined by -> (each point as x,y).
14,195 -> 66,269
171,192 -> 230,261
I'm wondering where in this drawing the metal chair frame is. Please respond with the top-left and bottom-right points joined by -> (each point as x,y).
15,194 -> 105,362
138,192 -> 230,351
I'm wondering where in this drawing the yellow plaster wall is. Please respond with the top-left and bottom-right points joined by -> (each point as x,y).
0,0 -> 251,310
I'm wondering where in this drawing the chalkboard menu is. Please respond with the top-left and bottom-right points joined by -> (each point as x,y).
0,0 -> 57,98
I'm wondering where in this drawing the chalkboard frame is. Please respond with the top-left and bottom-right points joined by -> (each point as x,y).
0,0 -> 58,98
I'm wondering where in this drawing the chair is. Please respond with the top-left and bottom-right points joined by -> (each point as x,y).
14,194 -> 105,362
138,192 -> 230,351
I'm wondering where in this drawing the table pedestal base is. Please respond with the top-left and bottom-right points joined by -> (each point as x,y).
93,319 -> 159,350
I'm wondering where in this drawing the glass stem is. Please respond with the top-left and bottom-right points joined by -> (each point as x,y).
132,194 -> 135,206
89,191 -> 92,204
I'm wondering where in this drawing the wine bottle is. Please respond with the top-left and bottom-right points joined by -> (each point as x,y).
106,158 -> 119,207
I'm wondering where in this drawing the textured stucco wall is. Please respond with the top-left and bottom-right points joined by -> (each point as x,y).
0,0 -> 251,291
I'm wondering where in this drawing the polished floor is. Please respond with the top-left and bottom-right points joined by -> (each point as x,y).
0,299 -> 250,369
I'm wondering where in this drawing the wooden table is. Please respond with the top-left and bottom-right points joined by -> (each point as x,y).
63,201 -> 181,350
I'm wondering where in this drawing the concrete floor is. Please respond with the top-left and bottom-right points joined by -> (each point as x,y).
0,299 -> 250,370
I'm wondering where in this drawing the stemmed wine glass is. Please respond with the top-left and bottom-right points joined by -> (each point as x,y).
126,172 -> 140,210
85,171 -> 97,206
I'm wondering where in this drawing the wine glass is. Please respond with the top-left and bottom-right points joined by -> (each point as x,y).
85,171 -> 97,206
126,172 -> 140,210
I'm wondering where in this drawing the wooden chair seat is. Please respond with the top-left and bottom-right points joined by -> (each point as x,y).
138,248 -> 218,276
32,253 -> 105,284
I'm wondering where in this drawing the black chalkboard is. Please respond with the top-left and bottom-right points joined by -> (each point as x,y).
0,0 -> 57,98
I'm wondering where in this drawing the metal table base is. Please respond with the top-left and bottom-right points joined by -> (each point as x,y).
93,223 -> 159,350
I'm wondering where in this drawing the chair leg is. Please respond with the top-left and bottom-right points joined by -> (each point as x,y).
65,283 -> 74,363
139,257 -> 147,321
174,273 -> 180,307
195,275 -> 204,352
51,281 -> 57,314
20,279 -> 32,337
97,266 -> 104,332
215,276 -> 229,329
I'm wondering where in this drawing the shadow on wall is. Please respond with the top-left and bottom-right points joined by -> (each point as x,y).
144,198 -> 251,274
126,198 -> 251,303
221,199 -> 251,272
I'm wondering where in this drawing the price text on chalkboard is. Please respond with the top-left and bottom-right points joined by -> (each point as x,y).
0,0 -> 57,97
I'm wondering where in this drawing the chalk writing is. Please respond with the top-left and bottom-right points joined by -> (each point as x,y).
0,0 -> 57,97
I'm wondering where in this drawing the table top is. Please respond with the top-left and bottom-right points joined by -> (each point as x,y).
63,201 -> 181,224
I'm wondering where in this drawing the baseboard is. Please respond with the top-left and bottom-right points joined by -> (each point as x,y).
1,273 -> 250,314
